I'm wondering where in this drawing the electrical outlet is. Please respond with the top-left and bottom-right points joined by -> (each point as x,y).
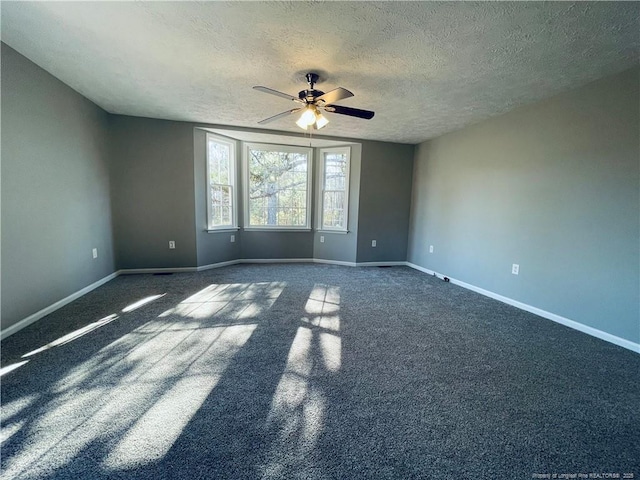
372,240 -> 377,247
429,245 -> 434,253
512,264 -> 519,275
320,236 -> 324,243
92,248 -> 98,259
169,241 -> 176,249
230,235 -> 235,243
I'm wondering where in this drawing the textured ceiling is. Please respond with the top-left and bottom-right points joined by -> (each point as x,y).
1,1 -> 638,144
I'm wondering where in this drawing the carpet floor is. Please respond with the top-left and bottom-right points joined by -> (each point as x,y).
1,264 -> 638,480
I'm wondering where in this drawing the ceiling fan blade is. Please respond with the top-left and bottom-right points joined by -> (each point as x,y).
315,87 -> 354,105
325,104 -> 375,120
253,86 -> 303,103
258,108 -> 302,125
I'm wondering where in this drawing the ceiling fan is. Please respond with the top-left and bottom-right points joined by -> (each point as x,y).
253,73 -> 375,130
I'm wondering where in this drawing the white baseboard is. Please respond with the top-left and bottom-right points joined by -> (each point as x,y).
197,260 -> 242,271
313,259 -> 357,267
406,262 -> 434,275
405,262 -> 640,354
198,258 -> 403,268
238,259 -> 407,268
123,258 -> 405,271
356,261 -> 407,267
240,258 -> 315,264
1,272 -> 119,340
118,267 -> 198,274
198,258 -> 357,270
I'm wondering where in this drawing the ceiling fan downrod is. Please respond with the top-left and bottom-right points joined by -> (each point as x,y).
305,73 -> 319,90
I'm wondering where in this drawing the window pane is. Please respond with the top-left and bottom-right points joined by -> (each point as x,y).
323,191 -> 345,228
210,185 -> 233,227
248,148 -> 309,227
324,154 -> 347,190
209,141 -> 230,185
221,206 -> 231,225
321,149 -> 348,230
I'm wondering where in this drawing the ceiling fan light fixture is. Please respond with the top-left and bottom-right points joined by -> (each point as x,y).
295,106 -> 329,130
315,111 -> 329,129
297,107 -> 317,129
295,115 -> 309,130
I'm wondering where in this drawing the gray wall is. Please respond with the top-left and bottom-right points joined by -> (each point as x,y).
110,117 -> 414,270
113,120 -> 411,269
110,116 -> 197,269
407,67 -> 640,343
241,231 -> 314,260
357,142 -> 415,263
1,43 -> 115,330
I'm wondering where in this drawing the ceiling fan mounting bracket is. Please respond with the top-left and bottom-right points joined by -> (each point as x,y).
305,72 -> 319,89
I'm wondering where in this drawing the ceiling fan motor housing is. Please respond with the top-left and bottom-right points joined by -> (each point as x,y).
299,89 -> 325,103
299,72 -> 324,103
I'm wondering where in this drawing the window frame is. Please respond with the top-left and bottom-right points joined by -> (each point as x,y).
318,146 -> 351,233
206,133 -> 238,231
243,142 -> 313,231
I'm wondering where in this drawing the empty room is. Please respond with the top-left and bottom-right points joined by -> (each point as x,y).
1,2 -> 639,479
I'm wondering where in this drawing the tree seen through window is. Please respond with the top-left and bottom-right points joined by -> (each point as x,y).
247,147 -> 310,227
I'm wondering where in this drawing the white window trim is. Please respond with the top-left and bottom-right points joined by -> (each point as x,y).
243,142 -> 313,231
206,133 -> 238,231
317,146 -> 351,232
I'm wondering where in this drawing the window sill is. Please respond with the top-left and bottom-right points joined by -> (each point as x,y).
317,229 -> 349,235
206,227 -> 240,233
243,227 -> 312,233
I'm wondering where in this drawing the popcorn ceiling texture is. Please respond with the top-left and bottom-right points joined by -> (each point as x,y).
1,1 -> 638,144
